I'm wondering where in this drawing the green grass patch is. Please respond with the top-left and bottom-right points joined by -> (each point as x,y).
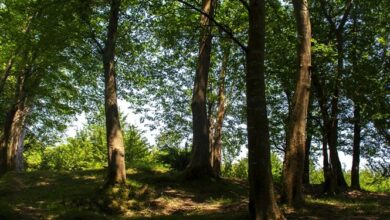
0,167 -> 389,219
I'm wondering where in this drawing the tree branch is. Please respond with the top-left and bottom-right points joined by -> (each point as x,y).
338,0 -> 353,31
80,17 -> 104,54
319,0 -> 336,32
177,0 -> 247,52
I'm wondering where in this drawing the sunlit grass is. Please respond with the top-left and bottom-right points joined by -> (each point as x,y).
0,167 -> 389,219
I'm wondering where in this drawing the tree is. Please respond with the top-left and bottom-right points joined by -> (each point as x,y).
210,44 -> 229,176
184,0 -> 216,179
103,0 -> 126,186
315,0 -> 353,192
246,0 -> 283,218
282,0 -> 312,207
0,0 -> 92,175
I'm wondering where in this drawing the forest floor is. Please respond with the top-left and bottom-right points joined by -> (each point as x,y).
0,167 -> 389,219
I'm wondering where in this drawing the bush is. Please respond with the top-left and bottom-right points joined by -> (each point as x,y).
360,170 -> 390,193
155,145 -> 190,171
221,154 -> 283,181
24,123 -> 150,171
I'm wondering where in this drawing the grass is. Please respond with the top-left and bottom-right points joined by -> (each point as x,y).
0,167 -> 389,219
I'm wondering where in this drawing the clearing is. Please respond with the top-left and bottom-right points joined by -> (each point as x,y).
0,167 -> 389,219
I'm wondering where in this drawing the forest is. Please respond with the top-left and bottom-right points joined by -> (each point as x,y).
0,0 -> 389,219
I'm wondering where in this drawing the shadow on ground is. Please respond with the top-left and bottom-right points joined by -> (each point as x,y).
0,168 -> 389,219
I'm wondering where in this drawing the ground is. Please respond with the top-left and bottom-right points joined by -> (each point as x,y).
0,168 -> 389,219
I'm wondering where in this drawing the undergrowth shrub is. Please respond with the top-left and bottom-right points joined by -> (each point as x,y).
221,154 -> 283,183
154,145 -> 190,171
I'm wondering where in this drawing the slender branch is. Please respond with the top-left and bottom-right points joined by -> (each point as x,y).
91,34 -> 105,55
320,0 -> 353,33
338,0 -> 353,31
177,0 -> 247,52
80,17 -> 104,54
319,0 -> 336,32
238,0 -> 249,11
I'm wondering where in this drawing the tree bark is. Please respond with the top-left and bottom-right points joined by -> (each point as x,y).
318,0 -> 353,191
351,103 -> 361,190
247,0 -> 283,219
15,127 -> 26,172
185,0 -> 216,179
303,94 -> 314,186
208,101 -> 214,168
103,0 -> 126,186
312,73 -> 334,192
282,0 -> 312,207
0,68 -> 28,175
211,48 -> 228,176
327,32 -> 348,189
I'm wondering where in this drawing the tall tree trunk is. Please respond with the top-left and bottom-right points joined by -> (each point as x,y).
211,48 -> 228,176
350,13 -> 361,190
208,100 -> 214,169
8,105 -> 27,172
319,0 -> 353,191
15,127 -> 27,172
312,73 -> 334,192
282,0 -> 312,207
247,0 -> 283,219
327,32 -> 348,189
0,68 -> 28,175
303,94 -> 314,185
185,0 -> 215,179
103,0 -> 126,186
351,103 -> 361,190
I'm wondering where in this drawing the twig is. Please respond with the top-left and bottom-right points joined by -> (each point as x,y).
177,0 -> 247,52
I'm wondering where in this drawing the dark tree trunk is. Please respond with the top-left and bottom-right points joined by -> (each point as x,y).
282,0 -> 312,207
247,0 -> 283,219
327,32 -> 348,189
312,73 -> 334,192
208,100 -> 215,173
211,49 -> 228,176
185,0 -> 216,179
321,131 -> 334,191
103,0 -> 126,186
318,0 -> 353,192
0,69 -> 28,175
351,103 -> 361,190
15,127 -> 26,172
303,95 -> 314,185
8,106 -> 27,172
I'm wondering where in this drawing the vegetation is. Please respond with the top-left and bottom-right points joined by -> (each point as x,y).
0,0 -> 388,219
0,167 -> 389,219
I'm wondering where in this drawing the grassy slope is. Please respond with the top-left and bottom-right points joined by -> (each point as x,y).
0,168 -> 389,219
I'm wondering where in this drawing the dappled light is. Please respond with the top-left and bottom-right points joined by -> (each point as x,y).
0,0 -> 388,219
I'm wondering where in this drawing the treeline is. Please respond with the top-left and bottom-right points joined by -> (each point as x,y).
0,0 -> 388,219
